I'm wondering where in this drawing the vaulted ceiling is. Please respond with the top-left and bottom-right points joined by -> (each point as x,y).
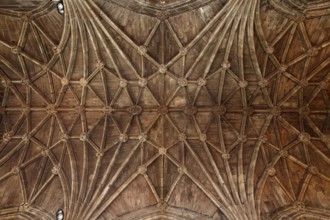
0,0 -> 330,219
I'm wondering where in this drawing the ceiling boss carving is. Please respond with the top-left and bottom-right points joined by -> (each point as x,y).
0,0 -> 329,220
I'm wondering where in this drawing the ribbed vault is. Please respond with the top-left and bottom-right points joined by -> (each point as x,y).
0,0 -> 329,219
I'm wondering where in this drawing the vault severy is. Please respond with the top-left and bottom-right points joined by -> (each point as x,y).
0,0 -> 45,11
0,0 -> 330,220
109,0 -> 222,17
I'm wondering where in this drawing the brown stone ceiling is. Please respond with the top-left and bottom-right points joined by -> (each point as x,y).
110,0 -> 218,17
0,0 -> 44,11
0,0 -> 330,219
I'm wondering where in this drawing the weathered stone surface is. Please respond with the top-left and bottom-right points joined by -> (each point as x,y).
0,0 -> 330,220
